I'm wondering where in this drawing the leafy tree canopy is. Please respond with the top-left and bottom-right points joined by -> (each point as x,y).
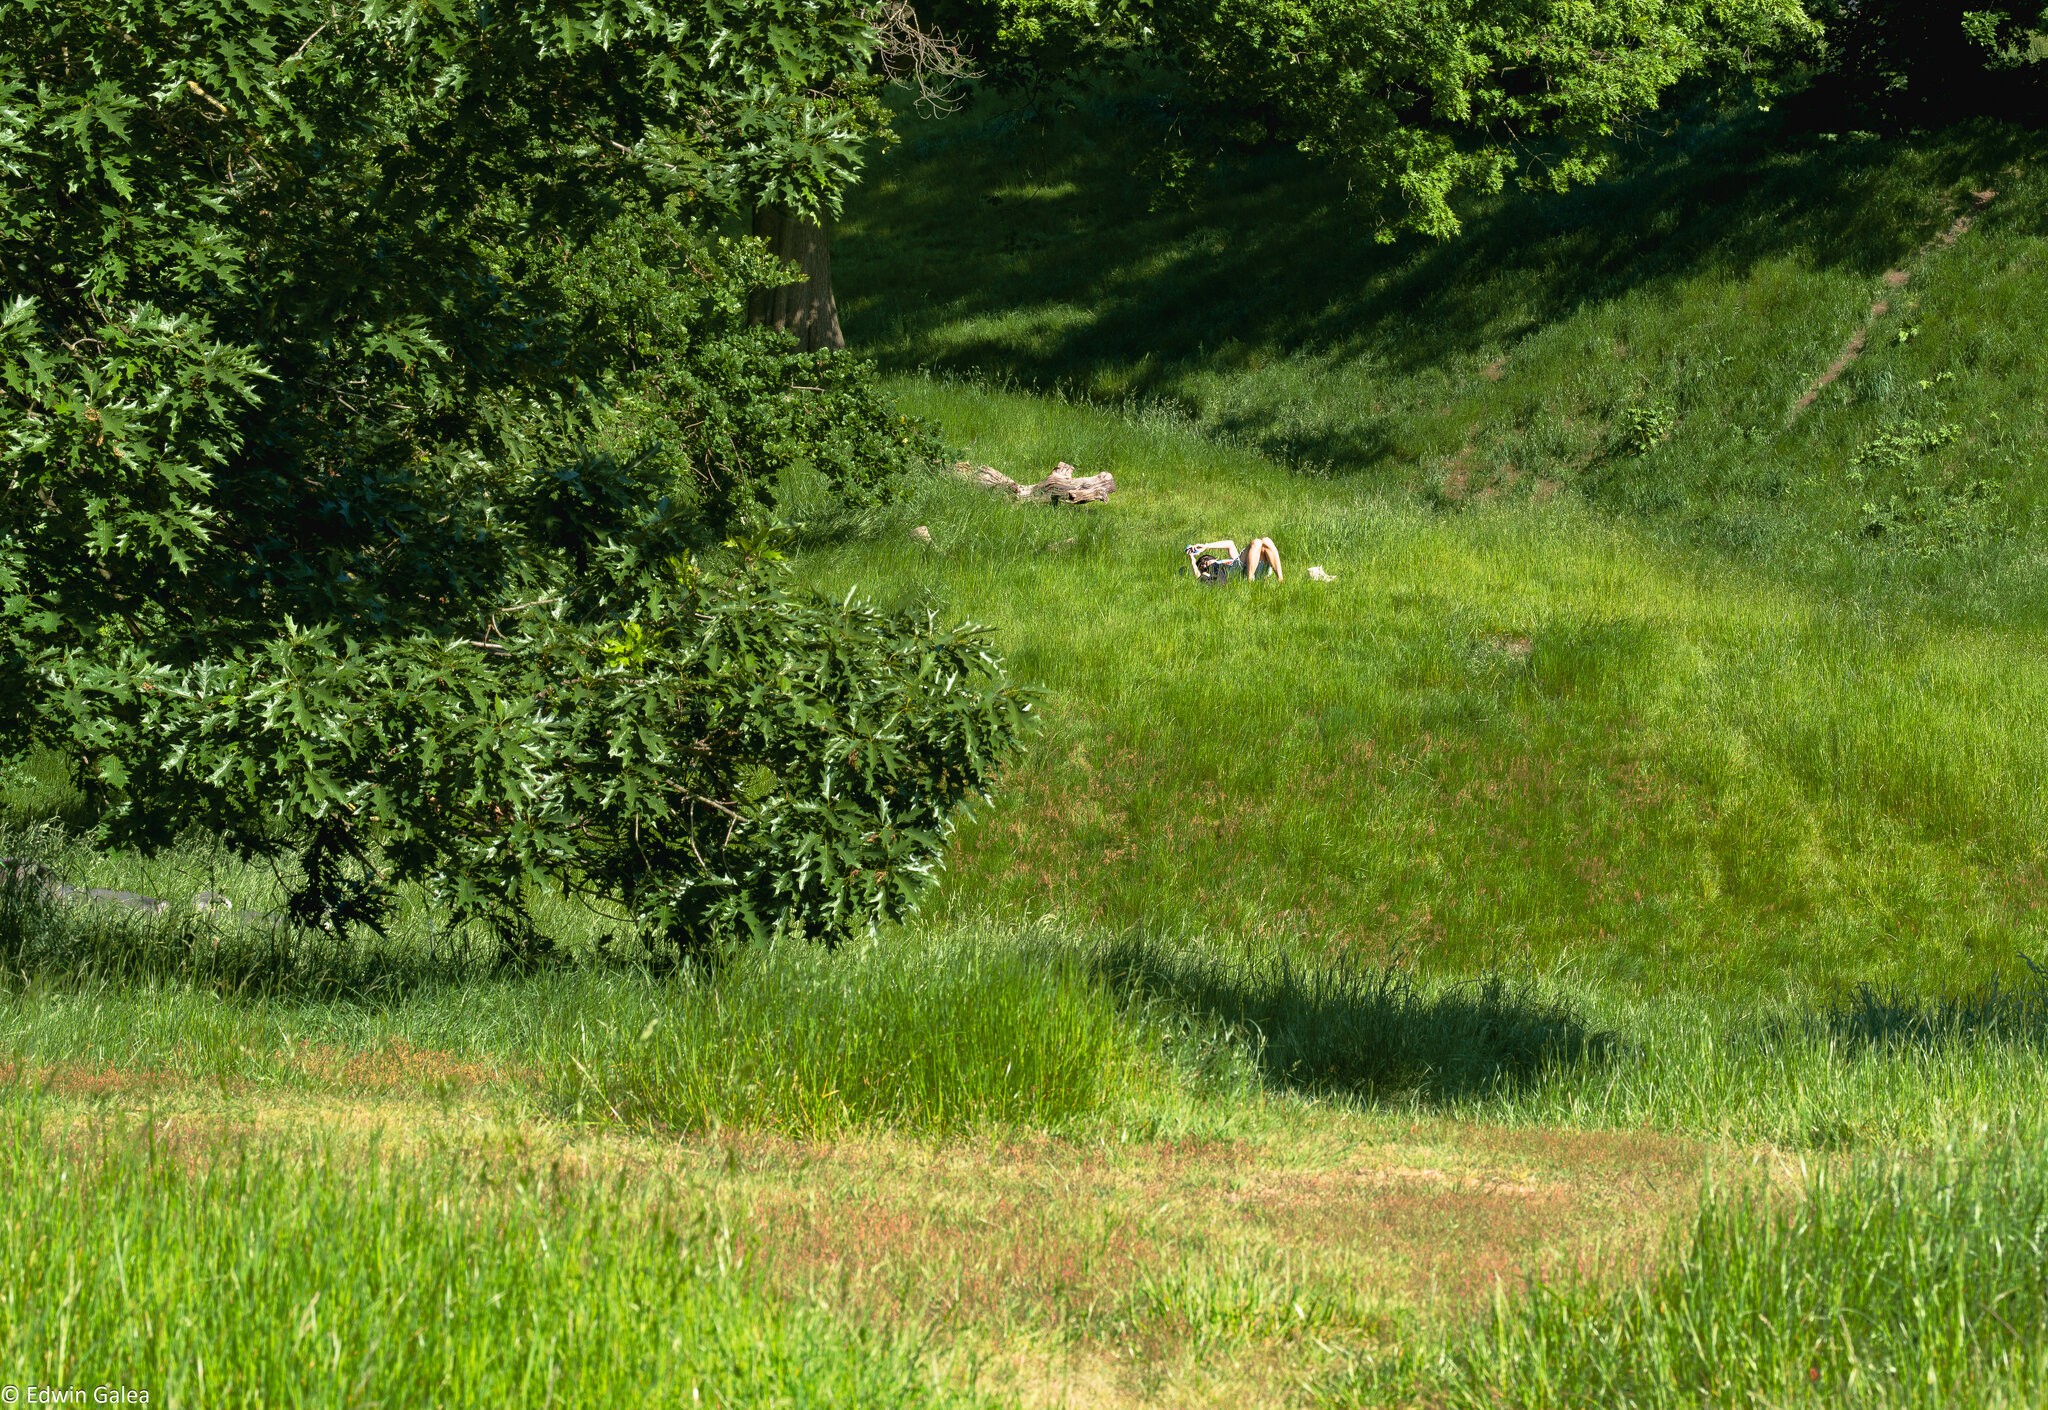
965,0 -> 1816,238
1,0 -> 1028,957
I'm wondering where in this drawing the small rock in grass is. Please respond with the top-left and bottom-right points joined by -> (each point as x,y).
911,524 -> 932,543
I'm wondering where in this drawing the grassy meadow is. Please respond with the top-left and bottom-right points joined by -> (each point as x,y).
5,93 -> 2048,1407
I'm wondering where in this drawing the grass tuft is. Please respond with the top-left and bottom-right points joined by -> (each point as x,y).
540,928 -> 1153,1137
1819,962 -> 2048,1053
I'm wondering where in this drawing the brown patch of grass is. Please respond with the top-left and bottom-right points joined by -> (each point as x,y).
4,1075 -> 1756,1410
1792,187 -> 1997,421
1435,424 -> 1484,503
299,1039 -> 526,1093
677,1119 -> 1723,1405
1939,190 -> 1997,247
0,1041 -> 529,1108
2,1060 -> 179,1099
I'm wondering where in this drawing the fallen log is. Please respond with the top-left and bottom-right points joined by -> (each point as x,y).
955,461 -> 1027,496
955,460 -> 1115,504
1028,461 -> 1115,504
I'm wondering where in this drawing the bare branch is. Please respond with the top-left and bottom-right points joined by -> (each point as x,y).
869,1 -> 980,118
185,80 -> 231,119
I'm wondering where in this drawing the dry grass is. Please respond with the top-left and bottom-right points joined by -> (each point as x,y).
15,1074 -> 1755,1409
1,1042 -> 531,1102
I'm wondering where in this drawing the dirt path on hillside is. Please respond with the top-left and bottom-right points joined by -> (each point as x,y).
1789,188 -> 1998,420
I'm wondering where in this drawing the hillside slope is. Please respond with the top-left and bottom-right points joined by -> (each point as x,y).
820,105 -> 2048,995
839,102 -> 2048,627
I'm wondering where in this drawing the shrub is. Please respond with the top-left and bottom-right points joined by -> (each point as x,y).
39,570 -> 1030,957
1846,415 -> 1999,557
0,1 -> 1014,952
1610,400 -> 1678,459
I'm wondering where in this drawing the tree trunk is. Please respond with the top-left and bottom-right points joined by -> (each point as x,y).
747,204 -> 845,353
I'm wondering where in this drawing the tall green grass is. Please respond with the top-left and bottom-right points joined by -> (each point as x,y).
1474,973 -> 2048,1149
31,908 -> 2048,1160
1344,1144 -> 2048,1408
0,867 -> 1152,1135
801,381 -> 2048,995
1086,911 -> 2045,1146
0,1106 -> 980,1408
537,929 -> 1152,1137
1057,923 -> 2048,1150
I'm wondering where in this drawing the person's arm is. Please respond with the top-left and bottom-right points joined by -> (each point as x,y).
1189,540 -> 1238,560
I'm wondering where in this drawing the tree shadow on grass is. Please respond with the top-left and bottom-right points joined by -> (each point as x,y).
1810,961 -> 2048,1054
844,94 -> 2040,458
1083,932 -> 1615,1105
0,866 -> 479,1007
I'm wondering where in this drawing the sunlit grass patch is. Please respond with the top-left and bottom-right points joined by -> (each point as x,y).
0,1105 -> 981,1408
802,379 -> 2048,997
1341,1142 -> 2048,1408
535,927 -> 1157,1137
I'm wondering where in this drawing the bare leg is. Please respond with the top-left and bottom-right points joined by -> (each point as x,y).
1247,538 -> 1283,581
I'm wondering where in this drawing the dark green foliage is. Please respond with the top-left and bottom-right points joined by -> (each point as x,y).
978,0 -> 1814,237
0,0 -> 908,655
1846,413 -> 2001,555
1805,1 -> 2048,124
40,573 -> 1028,958
1,0 -> 1017,952
1609,400 -> 1679,459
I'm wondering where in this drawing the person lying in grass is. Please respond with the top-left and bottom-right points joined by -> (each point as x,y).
1186,538 -> 1284,583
